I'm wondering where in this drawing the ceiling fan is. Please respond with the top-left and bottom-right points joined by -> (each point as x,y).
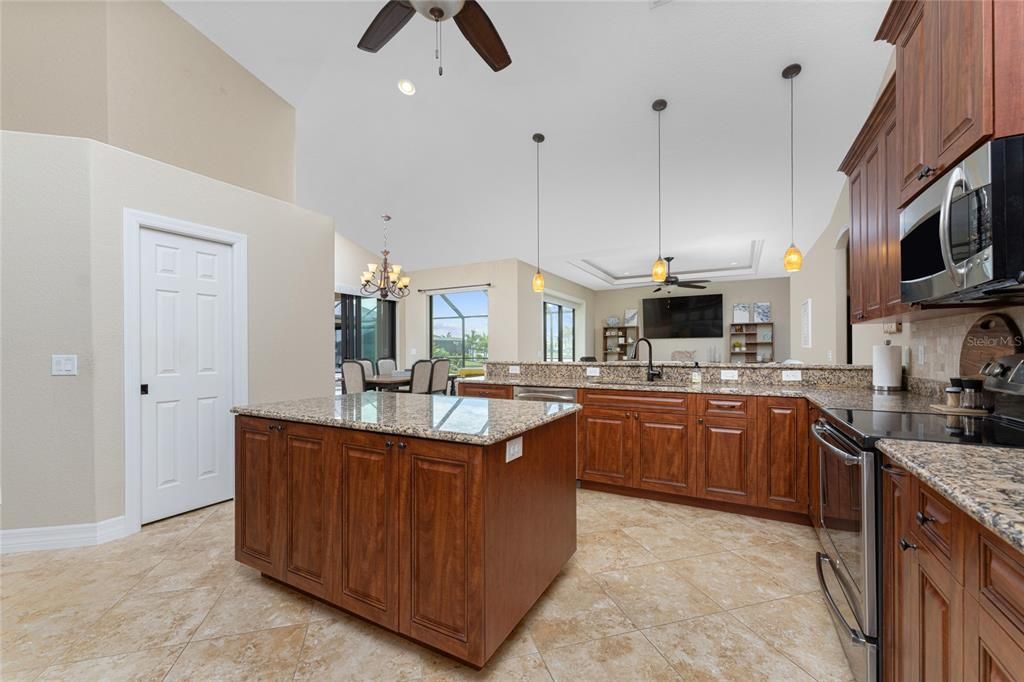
651,257 -> 710,293
357,0 -> 511,73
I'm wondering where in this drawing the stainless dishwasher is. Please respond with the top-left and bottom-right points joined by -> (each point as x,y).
512,386 -> 578,403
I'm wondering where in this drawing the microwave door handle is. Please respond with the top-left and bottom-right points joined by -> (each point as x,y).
938,166 -> 970,288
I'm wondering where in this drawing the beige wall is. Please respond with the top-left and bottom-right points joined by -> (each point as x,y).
788,183 -> 851,364
592,278 -> 791,363
517,261 -> 597,362
1,0 -> 295,202
1,132 -> 334,529
334,233 -> 380,294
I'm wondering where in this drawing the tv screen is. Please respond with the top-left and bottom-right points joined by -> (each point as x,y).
642,294 -> 723,338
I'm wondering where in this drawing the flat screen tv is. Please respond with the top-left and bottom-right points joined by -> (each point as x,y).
642,294 -> 723,338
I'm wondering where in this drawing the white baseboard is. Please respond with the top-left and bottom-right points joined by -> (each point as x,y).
0,515 -> 135,554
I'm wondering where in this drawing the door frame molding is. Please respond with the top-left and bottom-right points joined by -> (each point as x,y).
122,208 -> 248,533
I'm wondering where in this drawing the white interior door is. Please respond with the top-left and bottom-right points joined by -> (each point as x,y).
140,228 -> 234,523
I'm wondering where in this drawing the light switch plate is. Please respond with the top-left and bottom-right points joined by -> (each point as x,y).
720,369 -> 739,381
782,369 -> 802,382
505,436 -> 523,463
509,365 -> 521,375
51,354 -> 78,376
585,367 -> 600,377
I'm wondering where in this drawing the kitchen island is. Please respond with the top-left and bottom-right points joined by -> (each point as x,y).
230,392 -> 579,667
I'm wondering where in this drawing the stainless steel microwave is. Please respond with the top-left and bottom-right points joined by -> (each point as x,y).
900,135 -> 1024,305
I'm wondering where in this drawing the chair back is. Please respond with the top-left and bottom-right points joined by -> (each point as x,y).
377,358 -> 397,376
357,358 -> 374,378
430,359 -> 451,394
408,359 -> 433,394
341,360 -> 365,394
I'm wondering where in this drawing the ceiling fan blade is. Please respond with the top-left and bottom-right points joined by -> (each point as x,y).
676,283 -> 708,290
358,1 -> 415,53
454,1 -> 511,71
652,287 -> 662,293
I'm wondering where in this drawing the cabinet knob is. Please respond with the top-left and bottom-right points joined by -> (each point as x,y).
899,537 -> 918,552
698,417 -> 704,424
915,511 -> 936,526
398,442 -> 407,449
917,165 -> 935,181
385,441 -> 394,448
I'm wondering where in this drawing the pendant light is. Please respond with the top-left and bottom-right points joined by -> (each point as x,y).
783,63 -> 803,273
650,99 -> 669,283
531,132 -> 546,293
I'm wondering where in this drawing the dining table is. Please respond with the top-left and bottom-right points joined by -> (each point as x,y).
365,370 -> 412,390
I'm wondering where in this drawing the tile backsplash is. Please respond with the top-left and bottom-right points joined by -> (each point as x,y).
906,307 -> 1024,382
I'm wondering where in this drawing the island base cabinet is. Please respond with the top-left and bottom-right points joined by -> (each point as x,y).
695,416 -> 757,505
754,397 -> 808,513
965,597 -> 1024,681
234,415 -> 575,668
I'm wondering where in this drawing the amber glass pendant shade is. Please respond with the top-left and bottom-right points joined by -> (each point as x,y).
651,257 -> 669,283
532,270 -> 545,293
783,243 -> 803,272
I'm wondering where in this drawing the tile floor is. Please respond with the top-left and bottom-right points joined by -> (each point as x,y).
1,490 -> 853,681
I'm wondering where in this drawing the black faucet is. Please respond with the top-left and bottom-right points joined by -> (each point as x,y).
634,338 -> 662,382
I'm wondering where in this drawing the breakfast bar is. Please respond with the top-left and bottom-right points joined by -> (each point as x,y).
230,392 -> 579,667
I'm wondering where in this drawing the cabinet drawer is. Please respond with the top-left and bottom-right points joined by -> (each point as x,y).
581,389 -> 689,413
912,480 -> 965,581
458,383 -> 513,400
699,395 -> 752,418
967,523 -> 1024,651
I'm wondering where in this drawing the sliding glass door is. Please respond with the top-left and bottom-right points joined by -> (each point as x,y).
335,294 -> 396,369
544,301 -> 575,362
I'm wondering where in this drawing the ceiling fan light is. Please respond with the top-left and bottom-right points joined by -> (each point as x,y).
532,271 -> 545,293
651,257 -> 669,283
397,79 -> 416,96
784,243 -> 803,273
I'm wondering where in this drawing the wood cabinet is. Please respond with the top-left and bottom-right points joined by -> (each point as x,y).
882,457 -> 913,682
905,535 -> 965,681
457,382 -> 513,399
635,411 -> 696,496
578,407 -> 635,486
694,415 -> 757,505
233,414 -> 576,667
894,0 -> 937,204
841,79 -> 901,324
754,397 -> 808,513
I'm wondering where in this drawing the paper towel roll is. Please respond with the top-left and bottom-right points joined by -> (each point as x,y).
872,344 -> 903,391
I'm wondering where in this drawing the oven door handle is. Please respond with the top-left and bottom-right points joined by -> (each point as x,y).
811,422 -> 863,466
816,552 -> 871,647
938,165 -> 970,288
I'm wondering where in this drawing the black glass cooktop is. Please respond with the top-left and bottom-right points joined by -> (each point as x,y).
825,408 -> 1024,449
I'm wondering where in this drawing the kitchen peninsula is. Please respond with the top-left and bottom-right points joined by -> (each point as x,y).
230,392 -> 579,667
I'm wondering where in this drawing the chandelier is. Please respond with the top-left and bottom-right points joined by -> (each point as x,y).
361,214 -> 411,299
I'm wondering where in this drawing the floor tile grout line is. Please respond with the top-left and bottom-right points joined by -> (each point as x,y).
636,626 -> 685,680
718,604 -> 826,682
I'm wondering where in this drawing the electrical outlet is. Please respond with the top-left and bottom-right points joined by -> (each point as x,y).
585,367 -> 600,377
782,370 -> 802,382
720,369 -> 739,381
505,437 -> 523,463
51,354 -> 78,376
826,350 -> 833,363
509,365 -> 521,375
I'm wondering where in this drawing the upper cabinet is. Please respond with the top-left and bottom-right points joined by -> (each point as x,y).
876,0 -> 995,207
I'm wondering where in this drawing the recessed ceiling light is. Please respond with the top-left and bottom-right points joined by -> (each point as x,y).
397,79 -> 416,96
623,271 -> 631,275
730,261 -> 738,266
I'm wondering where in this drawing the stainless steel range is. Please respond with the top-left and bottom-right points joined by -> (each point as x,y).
812,352 -> 1024,682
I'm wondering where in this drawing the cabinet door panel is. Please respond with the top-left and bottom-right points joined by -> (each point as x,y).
936,0 -> 993,169
636,412 -> 695,496
329,432 -> 400,629
284,425 -> 329,595
910,545 -> 965,682
696,416 -> 756,504
883,461 -> 914,682
401,440 -> 482,663
755,398 -> 808,513
897,1 -> 937,205
883,112 -> 907,316
849,166 -> 865,323
235,418 -> 285,578
578,407 -> 633,485
965,596 -> 1024,682
864,142 -> 884,319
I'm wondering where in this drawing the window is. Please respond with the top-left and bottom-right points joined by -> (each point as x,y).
544,301 -> 575,362
430,290 -> 488,371
335,294 -> 396,369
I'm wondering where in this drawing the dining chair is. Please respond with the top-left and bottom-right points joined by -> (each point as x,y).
377,358 -> 397,376
341,360 -> 366,394
405,359 -> 433,394
357,358 -> 374,378
430,359 -> 451,395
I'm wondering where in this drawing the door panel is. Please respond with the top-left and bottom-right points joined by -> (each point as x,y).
141,228 -> 234,523
936,0 -> 993,169
756,398 -> 808,513
284,424 -> 329,596
909,544 -> 965,681
696,416 -> 756,504
235,418 -> 285,578
883,112 -> 907,316
897,1 -> 938,205
849,166 -> 865,323
578,407 -> 633,485
864,142 -> 884,318
636,412 -> 695,495
965,596 -> 1024,682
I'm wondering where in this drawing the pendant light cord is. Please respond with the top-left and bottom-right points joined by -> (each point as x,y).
657,109 -> 663,257
536,138 -> 541,271
789,76 -> 795,244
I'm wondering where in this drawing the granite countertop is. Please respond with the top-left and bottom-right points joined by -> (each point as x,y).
878,439 -> 1024,553
232,392 -> 580,446
482,360 -> 872,370
459,376 -> 939,413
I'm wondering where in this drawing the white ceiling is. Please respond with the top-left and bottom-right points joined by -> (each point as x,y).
169,0 -> 892,290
